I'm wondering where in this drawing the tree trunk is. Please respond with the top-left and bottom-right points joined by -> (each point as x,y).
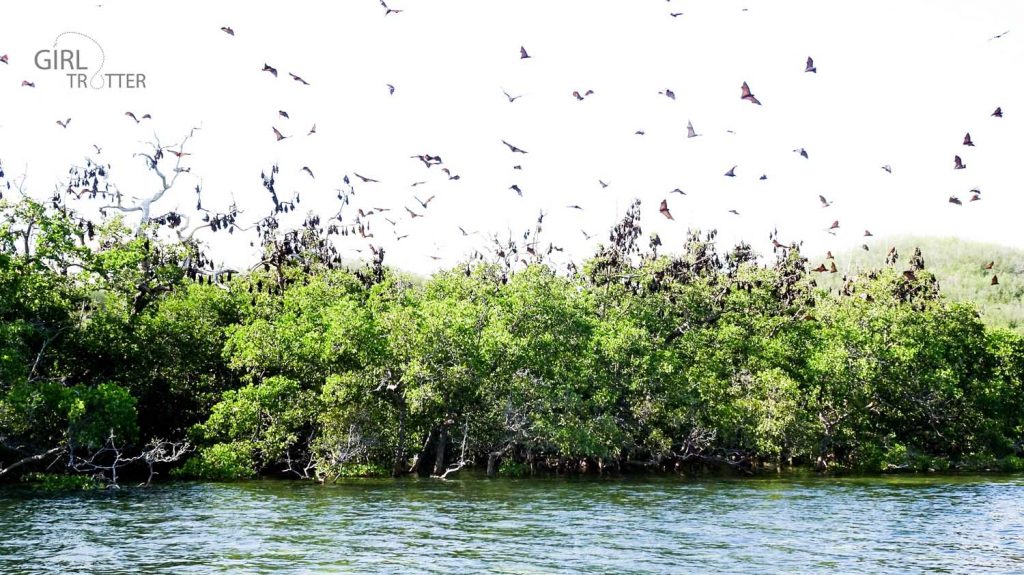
392,408 -> 406,477
433,426 -> 448,476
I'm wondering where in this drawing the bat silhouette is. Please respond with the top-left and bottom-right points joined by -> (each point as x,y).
221,26 -> 234,36
502,140 -> 528,154
262,63 -> 278,77
520,46 -> 530,59
56,118 -> 71,128
963,133 -> 974,146
954,155 -> 966,169
741,81 -> 761,105
659,199 -> 674,220
272,127 -> 286,141
289,72 -> 309,85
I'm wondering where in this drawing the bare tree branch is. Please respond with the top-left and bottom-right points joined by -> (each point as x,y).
0,446 -> 67,477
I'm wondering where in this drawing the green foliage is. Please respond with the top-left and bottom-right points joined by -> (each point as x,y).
193,377 -> 316,474
998,455 -> 1024,473
3,195 -> 1024,481
21,472 -> 101,491
63,382 -> 139,449
173,442 -> 258,481
326,462 -> 390,479
824,236 -> 1024,333
498,460 -> 529,478
0,380 -> 137,449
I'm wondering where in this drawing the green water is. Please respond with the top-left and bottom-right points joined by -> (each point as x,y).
1,475 -> 1023,574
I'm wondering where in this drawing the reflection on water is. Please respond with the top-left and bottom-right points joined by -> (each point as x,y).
2,475 -> 1023,574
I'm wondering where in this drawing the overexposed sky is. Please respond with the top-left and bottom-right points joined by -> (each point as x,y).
1,1 -> 1021,274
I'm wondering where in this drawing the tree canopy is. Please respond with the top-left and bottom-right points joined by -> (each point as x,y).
2,194 -> 1023,485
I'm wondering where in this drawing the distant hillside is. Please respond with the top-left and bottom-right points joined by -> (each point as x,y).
816,237 -> 1024,333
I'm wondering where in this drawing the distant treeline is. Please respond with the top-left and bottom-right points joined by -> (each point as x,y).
2,197 -> 1023,485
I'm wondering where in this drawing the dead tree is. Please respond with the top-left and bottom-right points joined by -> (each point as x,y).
68,431 -> 190,487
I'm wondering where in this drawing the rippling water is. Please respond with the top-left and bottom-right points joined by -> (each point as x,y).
2,475 -> 1023,574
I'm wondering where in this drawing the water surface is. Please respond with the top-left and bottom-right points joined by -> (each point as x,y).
2,475 -> 1023,574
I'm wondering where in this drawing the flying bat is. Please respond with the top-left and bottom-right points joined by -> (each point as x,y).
741,81 -> 761,105
659,199 -> 674,220
501,140 -> 528,153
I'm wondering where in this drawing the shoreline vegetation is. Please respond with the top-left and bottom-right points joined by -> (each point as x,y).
2,196 -> 1023,488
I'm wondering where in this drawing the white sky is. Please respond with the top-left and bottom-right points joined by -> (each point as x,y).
1,0 -> 1021,275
